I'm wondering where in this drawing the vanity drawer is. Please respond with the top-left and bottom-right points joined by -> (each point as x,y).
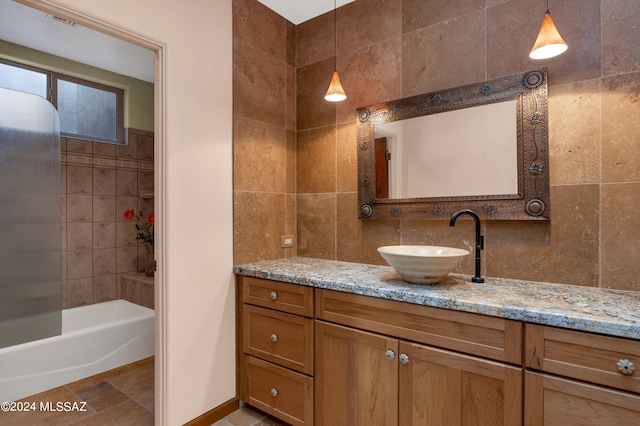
245,355 -> 314,426
526,324 -> 640,393
316,289 -> 522,364
243,276 -> 314,317
243,304 -> 314,375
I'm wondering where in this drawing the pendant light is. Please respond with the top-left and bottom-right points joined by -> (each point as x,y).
325,0 -> 347,102
529,0 -> 568,60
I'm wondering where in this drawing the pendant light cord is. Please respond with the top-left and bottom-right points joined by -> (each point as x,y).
333,0 -> 337,71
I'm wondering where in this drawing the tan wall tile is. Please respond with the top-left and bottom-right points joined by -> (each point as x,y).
601,72 -> 640,183
601,0 -> 640,76
234,115 -> 286,193
233,191 -> 287,265
297,193 -> 336,259
601,183 -> 640,291
297,126 -> 336,193
548,79 -> 601,185
403,11 -> 486,96
234,41 -> 286,126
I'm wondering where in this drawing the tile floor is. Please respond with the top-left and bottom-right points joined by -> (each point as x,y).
0,357 -> 286,426
0,357 -> 155,426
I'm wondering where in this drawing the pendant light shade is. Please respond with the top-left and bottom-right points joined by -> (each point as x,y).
325,0 -> 346,102
529,10 -> 568,60
325,70 -> 347,102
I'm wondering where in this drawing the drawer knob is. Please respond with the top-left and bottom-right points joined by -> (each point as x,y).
270,333 -> 278,343
617,359 -> 635,375
399,353 -> 410,365
270,388 -> 278,397
270,291 -> 278,301
385,349 -> 395,360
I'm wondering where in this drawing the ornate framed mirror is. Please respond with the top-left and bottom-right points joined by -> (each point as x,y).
357,68 -> 550,220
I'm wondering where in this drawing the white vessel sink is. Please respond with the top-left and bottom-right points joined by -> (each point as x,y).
377,245 -> 470,284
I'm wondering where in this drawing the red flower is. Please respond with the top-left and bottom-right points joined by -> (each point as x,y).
148,213 -> 154,224
124,209 -> 135,219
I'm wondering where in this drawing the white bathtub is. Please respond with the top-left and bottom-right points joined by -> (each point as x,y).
0,300 -> 154,402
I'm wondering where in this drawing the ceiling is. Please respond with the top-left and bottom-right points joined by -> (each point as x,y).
257,0 -> 355,25
0,0 -> 355,85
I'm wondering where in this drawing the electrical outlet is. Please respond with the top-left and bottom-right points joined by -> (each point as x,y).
281,235 -> 294,248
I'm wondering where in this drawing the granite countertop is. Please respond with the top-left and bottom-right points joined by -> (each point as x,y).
234,257 -> 640,340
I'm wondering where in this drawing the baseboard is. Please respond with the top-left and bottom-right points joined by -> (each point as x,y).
183,396 -> 239,426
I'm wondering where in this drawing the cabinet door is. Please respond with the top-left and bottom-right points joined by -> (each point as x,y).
315,321 -> 398,426
525,371 -> 640,426
399,341 -> 522,426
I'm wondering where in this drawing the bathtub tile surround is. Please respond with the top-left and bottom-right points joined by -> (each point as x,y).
0,357 -> 154,426
61,128 -> 154,309
232,0 -> 640,293
234,257 -> 640,339
120,272 -> 155,309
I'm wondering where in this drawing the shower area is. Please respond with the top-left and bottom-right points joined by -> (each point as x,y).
0,88 -> 154,403
0,87 -> 61,349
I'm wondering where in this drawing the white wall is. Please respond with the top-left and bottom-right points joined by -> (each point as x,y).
20,1 -> 235,424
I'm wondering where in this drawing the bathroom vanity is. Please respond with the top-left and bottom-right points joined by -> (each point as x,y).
234,257 -> 640,426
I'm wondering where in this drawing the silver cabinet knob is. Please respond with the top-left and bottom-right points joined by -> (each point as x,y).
271,333 -> 278,343
617,359 -> 635,375
270,388 -> 278,397
399,353 -> 410,365
385,349 -> 395,361
270,291 -> 278,301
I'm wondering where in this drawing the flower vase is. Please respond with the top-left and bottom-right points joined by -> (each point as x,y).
144,245 -> 155,277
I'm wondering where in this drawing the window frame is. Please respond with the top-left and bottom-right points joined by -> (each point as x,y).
0,59 -> 125,145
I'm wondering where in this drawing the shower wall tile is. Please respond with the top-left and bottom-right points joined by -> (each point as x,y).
116,170 -> 138,197
117,133 -> 137,160
67,222 -> 93,250
94,248 -> 117,276
61,128 -> 154,308
94,222 -> 116,249
93,141 -> 117,158
94,168 -> 117,195
67,195 -> 92,222
137,133 -> 154,162
68,250 -> 93,280
94,274 -> 117,303
68,278 -> 93,308
66,138 -> 92,155
60,164 -> 67,194
93,196 -> 116,222
67,165 -> 93,194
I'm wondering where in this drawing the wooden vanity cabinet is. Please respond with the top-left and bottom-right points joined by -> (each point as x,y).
315,289 -> 523,426
238,277 -> 315,426
524,324 -> 640,425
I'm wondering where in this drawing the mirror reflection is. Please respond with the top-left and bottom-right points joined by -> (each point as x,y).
375,100 -> 518,199
357,68 -> 550,221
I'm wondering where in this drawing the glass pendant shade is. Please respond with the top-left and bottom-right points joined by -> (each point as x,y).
529,11 -> 568,59
325,70 -> 347,102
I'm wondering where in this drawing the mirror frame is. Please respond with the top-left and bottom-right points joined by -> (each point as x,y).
357,68 -> 550,221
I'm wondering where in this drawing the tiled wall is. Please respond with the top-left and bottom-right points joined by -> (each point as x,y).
234,0 -> 640,292
233,0 -> 297,264
61,128 -> 154,308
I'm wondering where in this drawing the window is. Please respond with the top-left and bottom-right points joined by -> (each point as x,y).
0,60 -> 125,144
